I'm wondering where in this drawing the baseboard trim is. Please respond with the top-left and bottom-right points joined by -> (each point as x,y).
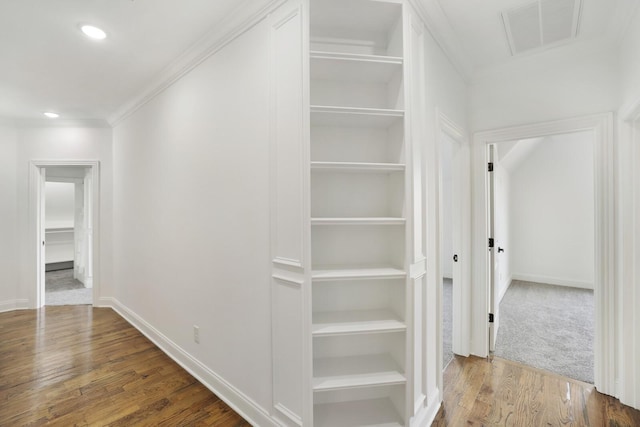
108,299 -> 277,427
412,388 -> 442,426
0,299 -> 29,313
511,274 -> 594,290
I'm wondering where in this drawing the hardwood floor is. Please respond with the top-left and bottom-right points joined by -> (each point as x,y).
433,355 -> 640,426
0,306 -> 250,426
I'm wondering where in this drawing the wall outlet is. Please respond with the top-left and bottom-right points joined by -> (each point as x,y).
193,325 -> 200,344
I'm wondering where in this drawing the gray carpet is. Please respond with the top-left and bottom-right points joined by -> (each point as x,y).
495,280 -> 594,384
45,269 -> 92,305
443,278 -> 453,369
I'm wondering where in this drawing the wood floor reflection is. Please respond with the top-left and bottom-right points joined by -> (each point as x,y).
432,355 -> 640,426
0,306 -> 250,426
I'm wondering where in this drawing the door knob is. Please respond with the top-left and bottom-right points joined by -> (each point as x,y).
498,247 -> 504,253
453,254 -> 458,262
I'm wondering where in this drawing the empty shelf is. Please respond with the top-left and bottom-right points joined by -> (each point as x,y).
311,51 -> 402,83
311,105 -> 404,128
314,398 -> 404,427
311,217 -> 405,226
313,354 -> 405,391
311,161 -> 405,172
312,309 -> 406,336
312,266 -> 406,281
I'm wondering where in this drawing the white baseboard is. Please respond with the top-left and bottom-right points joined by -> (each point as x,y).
0,299 -> 29,313
411,389 -> 442,426
511,273 -> 594,290
108,299 -> 277,427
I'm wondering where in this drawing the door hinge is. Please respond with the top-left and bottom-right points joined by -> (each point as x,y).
488,162 -> 494,172
489,313 -> 494,323
488,238 -> 494,248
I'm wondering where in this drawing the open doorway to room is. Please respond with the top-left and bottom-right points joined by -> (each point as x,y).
437,112 -> 471,379
43,167 -> 93,306
488,131 -> 595,384
31,161 -> 100,309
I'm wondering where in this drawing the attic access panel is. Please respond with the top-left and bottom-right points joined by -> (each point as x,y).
501,0 -> 583,55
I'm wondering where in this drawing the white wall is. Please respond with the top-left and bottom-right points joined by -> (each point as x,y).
113,17 -> 272,418
44,181 -> 75,265
509,132 -> 595,289
45,182 -> 75,229
618,4 -> 640,409
470,45 -> 618,131
0,122 -> 18,311
16,126 -> 113,304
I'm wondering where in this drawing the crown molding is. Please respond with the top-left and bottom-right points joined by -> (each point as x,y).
409,0 -> 474,82
108,0 -> 286,127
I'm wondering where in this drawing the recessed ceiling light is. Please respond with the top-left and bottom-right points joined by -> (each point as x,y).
44,112 -> 59,118
80,25 -> 107,40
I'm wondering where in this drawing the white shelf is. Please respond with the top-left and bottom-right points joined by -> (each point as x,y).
311,161 -> 405,172
311,217 -> 405,226
311,105 -> 404,128
312,266 -> 406,281
312,309 -> 406,336
313,354 -> 405,391
314,398 -> 404,427
311,51 -> 402,83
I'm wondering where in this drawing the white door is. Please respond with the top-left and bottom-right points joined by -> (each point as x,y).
74,180 -> 85,284
83,168 -> 93,289
449,135 -> 463,355
488,145 -> 498,352
38,167 -> 47,307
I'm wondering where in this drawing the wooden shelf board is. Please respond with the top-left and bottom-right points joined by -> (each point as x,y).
314,398 -> 404,427
312,309 -> 406,336
312,266 -> 406,281
310,161 -> 405,172
310,105 -> 404,128
313,353 -> 406,391
311,217 -> 405,226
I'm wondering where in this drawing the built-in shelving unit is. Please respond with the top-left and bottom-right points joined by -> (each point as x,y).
309,0 -> 409,425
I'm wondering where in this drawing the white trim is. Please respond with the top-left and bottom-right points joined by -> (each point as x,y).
274,402 -> 303,426
30,160 -> 100,309
109,299 -> 278,427
272,257 -> 304,270
510,274 -> 594,290
0,299 -> 29,313
109,0 -> 287,126
472,113 -> 616,398
410,388 -> 442,427
497,274 -> 513,304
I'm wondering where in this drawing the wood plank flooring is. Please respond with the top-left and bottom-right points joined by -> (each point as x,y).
0,306 -> 250,426
4,306 -> 640,426
433,355 -> 640,426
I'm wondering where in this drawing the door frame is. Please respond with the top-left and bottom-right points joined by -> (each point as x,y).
30,160 -> 100,308
472,113 -> 615,396
435,110 -> 471,376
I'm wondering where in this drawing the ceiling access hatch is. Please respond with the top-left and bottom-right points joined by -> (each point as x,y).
501,0 -> 583,56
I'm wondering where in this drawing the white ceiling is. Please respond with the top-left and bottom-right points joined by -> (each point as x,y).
435,0 -> 637,71
0,0 -> 637,123
0,0 -> 241,123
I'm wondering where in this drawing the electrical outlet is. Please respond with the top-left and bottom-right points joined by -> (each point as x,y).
193,325 -> 200,344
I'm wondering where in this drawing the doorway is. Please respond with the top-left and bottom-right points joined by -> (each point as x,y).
43,167 -> 93,306
31,161 -> 100,309
472,113 -> 615,396
487,132 -> 595,383
436,111 -> 471,382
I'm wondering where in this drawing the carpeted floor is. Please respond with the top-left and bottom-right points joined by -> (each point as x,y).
45,269 -> 92,305
495,280 -> 594,384
443,278 -> 453,369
